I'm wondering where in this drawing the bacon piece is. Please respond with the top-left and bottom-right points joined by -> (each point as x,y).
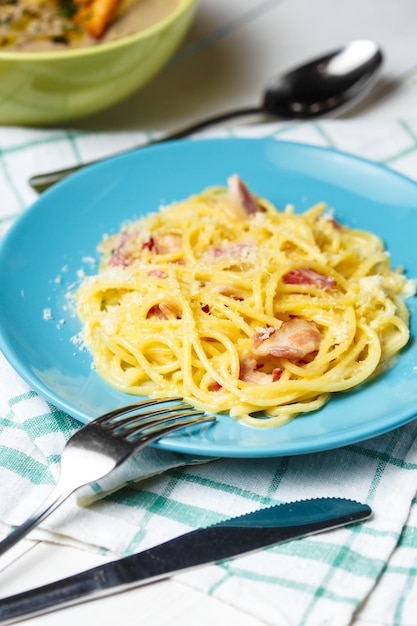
147,303 -> 180,320
148,269 -> 167,278
209,381 -> 222,392
240,355 -> 272,385
224,175 -> 263,219
142,237 -> 156,251
111,232 -> 182,268
205,240 -> 255,276
206,240 -> 255,260
252,319 -> 321,361
326,217 -> 341,229
272,368 -> 283,381
212,285 -> 246,300
239,354 -> 283,385
153,233 -> 182,255
228,175 -> 260,215
142,233 -> 182,255
159,303 -> 180,319
108,231 -> 131,267
283,268 -> 336,290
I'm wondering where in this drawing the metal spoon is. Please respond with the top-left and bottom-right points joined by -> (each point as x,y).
29,39 -> 383,193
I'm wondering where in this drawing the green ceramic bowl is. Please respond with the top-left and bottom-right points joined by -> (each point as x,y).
0,0 -> 197,127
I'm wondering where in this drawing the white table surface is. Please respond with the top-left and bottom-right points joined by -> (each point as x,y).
1,1 -> 417,624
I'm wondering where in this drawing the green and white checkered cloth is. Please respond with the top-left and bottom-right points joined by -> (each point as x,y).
1,120 -> 417,626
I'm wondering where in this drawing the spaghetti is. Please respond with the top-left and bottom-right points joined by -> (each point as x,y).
76,176 -> 415,427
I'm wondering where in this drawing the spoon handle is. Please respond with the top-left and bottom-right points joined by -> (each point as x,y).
29,106 -> 263,193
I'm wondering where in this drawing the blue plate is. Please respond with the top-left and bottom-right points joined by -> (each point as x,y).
1,138 -> 417,458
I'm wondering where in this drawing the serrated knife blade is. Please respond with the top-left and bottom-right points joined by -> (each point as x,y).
0,497 -> 371,624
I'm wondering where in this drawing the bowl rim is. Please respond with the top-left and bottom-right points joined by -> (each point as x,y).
0,0 -> 197,62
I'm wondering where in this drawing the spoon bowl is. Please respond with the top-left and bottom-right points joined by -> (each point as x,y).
29,40 -> 383,193
263,40 -> 383,118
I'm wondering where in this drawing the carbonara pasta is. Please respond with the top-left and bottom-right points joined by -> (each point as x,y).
76,175 -> 415,427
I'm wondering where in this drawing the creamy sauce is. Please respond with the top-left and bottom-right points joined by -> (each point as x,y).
0,0 -> 178,52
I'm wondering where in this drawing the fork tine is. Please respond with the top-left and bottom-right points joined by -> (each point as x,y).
106,403 -> 197,424
91,397 -> 215,444
124,414 -> 216,447
114,410 -> 209,439
105,406 -> 204,434
95,398 -> 183,426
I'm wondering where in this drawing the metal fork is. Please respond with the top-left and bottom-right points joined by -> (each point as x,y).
0,399 -> 215,557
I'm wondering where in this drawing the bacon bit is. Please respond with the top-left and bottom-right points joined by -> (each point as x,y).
205,241 -> 255,277
142,237 -> 155,251
143,233 -> 182,255
228,175 -> 260,215
254,326 -> 276,341
159,303 -> 180,319
148,269 -> 167,278
211,284 -> 246,300
108,231 -> 131,267
147,303 -> 181,320
252,319 -> 321,361
283,268 -> 336,290
225,175 -> 263,219
327,217 -> 341,229
154,233 -> 182,255
209,381 -> 222,392
240,355 -> 272,385
109,230 -> 183,267
206,240 -> 255,260
201,304 -> 210,314
147,305 -> 165,320
239,354 -> 282,385
272,368 -> 283,381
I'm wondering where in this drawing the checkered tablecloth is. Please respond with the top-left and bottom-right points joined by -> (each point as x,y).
1,119 -> 417,626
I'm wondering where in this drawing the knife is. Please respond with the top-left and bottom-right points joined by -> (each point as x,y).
0,497 -> 371,624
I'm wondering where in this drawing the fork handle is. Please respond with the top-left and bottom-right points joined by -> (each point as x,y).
0,485 -> 73,557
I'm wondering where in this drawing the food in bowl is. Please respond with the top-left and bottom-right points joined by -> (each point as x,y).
0,0 -> 178,51
0,0 -> 197,125
76,175 -> 415,427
